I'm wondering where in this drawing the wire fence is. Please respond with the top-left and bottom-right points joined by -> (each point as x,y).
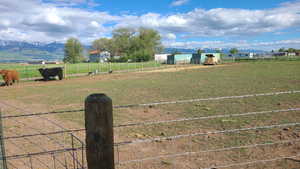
0,90 -> 300,168
0,61 -> 202,81
2,90 -> 299,119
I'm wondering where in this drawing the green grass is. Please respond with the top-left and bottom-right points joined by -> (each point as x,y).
0,61 -> 162,79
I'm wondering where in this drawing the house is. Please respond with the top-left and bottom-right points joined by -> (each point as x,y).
167,54 -> 193,64
154,54 -> 171,63
28,60 -> 45,65
89,50 -> 110,62
273,52 -> 287,57
228,53 -> 254,58
45,61 -> 61,64
288,52 -> 296,56
272,52 -> 296,57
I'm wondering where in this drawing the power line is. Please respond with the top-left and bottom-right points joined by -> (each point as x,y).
118,138 -> 300,165
116,122 -> 300,146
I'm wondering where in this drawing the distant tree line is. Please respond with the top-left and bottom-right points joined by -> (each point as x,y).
278,48 -> 300,53
63,27 -> 163,63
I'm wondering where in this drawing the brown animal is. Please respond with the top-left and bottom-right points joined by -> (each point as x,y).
0,70 -> 20,86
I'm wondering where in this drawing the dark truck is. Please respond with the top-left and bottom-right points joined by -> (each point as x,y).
38,67 -> 63,81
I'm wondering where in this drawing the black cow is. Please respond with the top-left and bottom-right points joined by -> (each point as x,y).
38,67 -> 63,81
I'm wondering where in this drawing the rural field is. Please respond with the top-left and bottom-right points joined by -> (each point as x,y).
0,60 -> 300,169
0,61 -> 163,80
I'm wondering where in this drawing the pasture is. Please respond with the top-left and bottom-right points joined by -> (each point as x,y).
0,60 -> 300,169
0,61 -> 162,80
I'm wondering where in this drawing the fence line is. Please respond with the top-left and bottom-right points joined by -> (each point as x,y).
118,138 -> 300,165
114,90 -> 300,108
3,128 -> 85,140
4,117 -> 71,167
4,108 -> 300,140
114,108 -> 300,128
0,101 -> 83,166
1,109 -> 83,119
202,154 -> 300,169
2,90 -> 300,119
6,139 -> 51,169
1,147 -> 83,160
116,122 -> 300,146
5,128 -> 67,168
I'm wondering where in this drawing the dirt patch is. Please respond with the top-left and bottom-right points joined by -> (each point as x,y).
145,64 -> 228,73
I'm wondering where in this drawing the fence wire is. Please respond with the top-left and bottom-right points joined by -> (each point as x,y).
116,122 -> 300,146
3,107 -> 300,140
1,90 -> 300,118
118,138 -> 300,165
203,153 -> 300,169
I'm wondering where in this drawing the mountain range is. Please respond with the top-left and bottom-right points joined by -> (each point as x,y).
0,40 -> 266,63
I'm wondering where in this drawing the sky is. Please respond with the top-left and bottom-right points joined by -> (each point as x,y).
0,0 -> 300,50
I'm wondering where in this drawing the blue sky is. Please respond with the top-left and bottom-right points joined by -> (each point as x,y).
0,0 -> 300,50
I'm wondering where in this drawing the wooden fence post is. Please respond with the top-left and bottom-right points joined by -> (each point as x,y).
85,94 -> 115,169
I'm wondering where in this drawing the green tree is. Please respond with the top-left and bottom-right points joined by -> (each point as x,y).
133,27 -> 163,61
229,48 -> 239,55
112,28 -> 135,57
278,48 -> 285,52
197,49 -> 205,54
92,38 -> 115,56
63,38 -> 84,63
287,48 -> 296,53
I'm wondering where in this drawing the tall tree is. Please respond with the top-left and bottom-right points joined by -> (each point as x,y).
92,38 -> 115,55
112,28 -> 135,57
64,38 -> 84,63
134,27 -> 163,61
229,48 -> 239,55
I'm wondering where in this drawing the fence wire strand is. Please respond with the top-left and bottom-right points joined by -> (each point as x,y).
1,90 -> 300,118
118,138 -> 300,165
116,122 -> 300,146
3,108 -> 300,140
203,154 -> 300,169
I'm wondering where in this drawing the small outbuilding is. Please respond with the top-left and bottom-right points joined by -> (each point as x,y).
167,54 -> 193,64
190,54 -> 202,64
154,54 -> 171,63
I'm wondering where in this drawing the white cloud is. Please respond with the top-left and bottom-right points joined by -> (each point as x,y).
171,0 -> 189,7
0,0 -> 300,50
165,33 -> 177,40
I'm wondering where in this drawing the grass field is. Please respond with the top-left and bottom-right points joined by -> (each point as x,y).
1,60 -> 300,169
0,61 -> 162,79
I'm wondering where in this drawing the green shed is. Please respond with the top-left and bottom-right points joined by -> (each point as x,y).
190,54 -> 201,64
167,54 -> 193,64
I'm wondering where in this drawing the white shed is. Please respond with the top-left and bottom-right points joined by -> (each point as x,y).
155,54 -> 170,63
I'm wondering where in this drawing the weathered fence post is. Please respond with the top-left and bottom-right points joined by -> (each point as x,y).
85,94 -> 115,169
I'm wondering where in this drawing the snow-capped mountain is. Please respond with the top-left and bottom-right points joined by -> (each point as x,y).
0,40 -> 65,62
